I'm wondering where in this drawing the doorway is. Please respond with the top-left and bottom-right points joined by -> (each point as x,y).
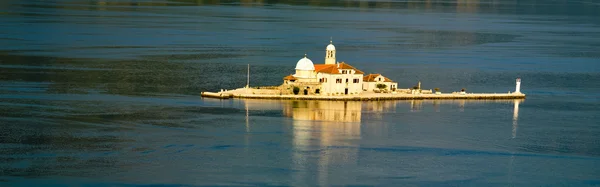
304,89 -> 308,95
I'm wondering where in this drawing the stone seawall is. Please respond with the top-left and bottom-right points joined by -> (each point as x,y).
201,91 -> 525,101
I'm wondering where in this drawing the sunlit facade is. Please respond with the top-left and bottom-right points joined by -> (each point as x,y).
283,40 -> 397,95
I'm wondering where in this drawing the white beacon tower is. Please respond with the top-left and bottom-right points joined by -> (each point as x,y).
515,78 -> 521,93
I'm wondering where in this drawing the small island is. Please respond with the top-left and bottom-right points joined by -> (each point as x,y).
201,40 -> 525,101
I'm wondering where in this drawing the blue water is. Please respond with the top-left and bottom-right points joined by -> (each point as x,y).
1,0 -> 599,186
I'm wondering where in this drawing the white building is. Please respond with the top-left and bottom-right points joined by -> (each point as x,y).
283,40 -> 397,95
363,74 -> 398,91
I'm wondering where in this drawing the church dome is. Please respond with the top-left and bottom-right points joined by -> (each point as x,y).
295,56 -> 315,71
326,43 -> 335,51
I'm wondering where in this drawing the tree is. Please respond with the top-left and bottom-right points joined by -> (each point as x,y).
434,88 -> 440,92
293,86 -> 300,95
376,84 -> 387,89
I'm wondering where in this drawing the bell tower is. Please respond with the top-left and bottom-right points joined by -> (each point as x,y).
325,38 -> 336,65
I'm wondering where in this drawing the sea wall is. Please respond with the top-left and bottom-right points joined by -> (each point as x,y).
201,91 -> 526,101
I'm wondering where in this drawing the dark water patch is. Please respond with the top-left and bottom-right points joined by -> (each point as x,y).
377,28 -> 520,49
59,106 -> 242,129
142,53 -> 246,61
522,72 -> 600,90
0,52 -> 292,95
130,146 -> 154,152
246,110 -> 285,118
0,37 -> 28,41
78,45 -> 160,49
162,0 -> 600,17
210,145 -> 235,150
1,157 -> 119,178
378,176 -> 415,180
525,100 -> 600,112
584,180 -> 600,185
0,64 -> 109,71
7,134 -> 128,147
328,146 -> 600,160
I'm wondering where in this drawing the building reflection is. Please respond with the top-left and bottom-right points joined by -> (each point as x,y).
456,0 -> 480,13
240,99 -> 524,139
362,101 -> 397,121
282,100 -> 361,185
283,100 -> 362,123
238,98 -> 523,185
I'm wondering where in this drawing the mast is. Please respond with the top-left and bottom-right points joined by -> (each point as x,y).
247,64 -> 250,88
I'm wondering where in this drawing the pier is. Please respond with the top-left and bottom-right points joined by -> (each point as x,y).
201,88 -> 525,101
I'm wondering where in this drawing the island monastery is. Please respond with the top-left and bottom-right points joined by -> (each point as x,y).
282,40 -> 398,95
201,40 -> 525,100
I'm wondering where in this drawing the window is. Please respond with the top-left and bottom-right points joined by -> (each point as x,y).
336,79 -> 342,83
342,70 -> 346,74
324,78 -> 327,83
353,79 -> 359,83
378,78 -> 381,81
346,78 -> 349,83
319,78 -> 323,83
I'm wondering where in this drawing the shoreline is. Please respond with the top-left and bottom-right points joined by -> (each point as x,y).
201,90 -> 526,101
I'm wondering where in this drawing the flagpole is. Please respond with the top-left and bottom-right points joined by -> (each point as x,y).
247,64 -> 250,88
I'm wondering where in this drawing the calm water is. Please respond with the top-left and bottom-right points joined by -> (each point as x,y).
1,0 -> 600,186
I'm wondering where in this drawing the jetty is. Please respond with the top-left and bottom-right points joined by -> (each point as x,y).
201,87 -> 525,101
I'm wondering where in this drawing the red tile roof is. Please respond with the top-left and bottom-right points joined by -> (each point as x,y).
283,74 -> 297,80
337,62 -> 365,74
363,73 -> 394,82
314,64 -> 338,74
314,62 -> 364,75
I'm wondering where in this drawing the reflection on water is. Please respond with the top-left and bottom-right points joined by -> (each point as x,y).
284,100 -> 362,123
236,99 -> 526,185
240,99 -> 524,140
512,99 -> 520,139
282,100 -> 360,186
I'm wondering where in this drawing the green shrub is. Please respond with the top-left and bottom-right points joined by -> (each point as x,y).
376,84 -> 387,89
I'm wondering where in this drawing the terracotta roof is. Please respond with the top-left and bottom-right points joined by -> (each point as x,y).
313,62 -> 365,75
317,65 -> 340,74
314,64 -> 338,74
283,74 -> 297,80
337,62 -> 365,74
363,74 -> 380,82
364,73 -> 394,82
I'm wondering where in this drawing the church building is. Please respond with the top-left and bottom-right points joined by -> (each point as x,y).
283,40 -> 397,95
